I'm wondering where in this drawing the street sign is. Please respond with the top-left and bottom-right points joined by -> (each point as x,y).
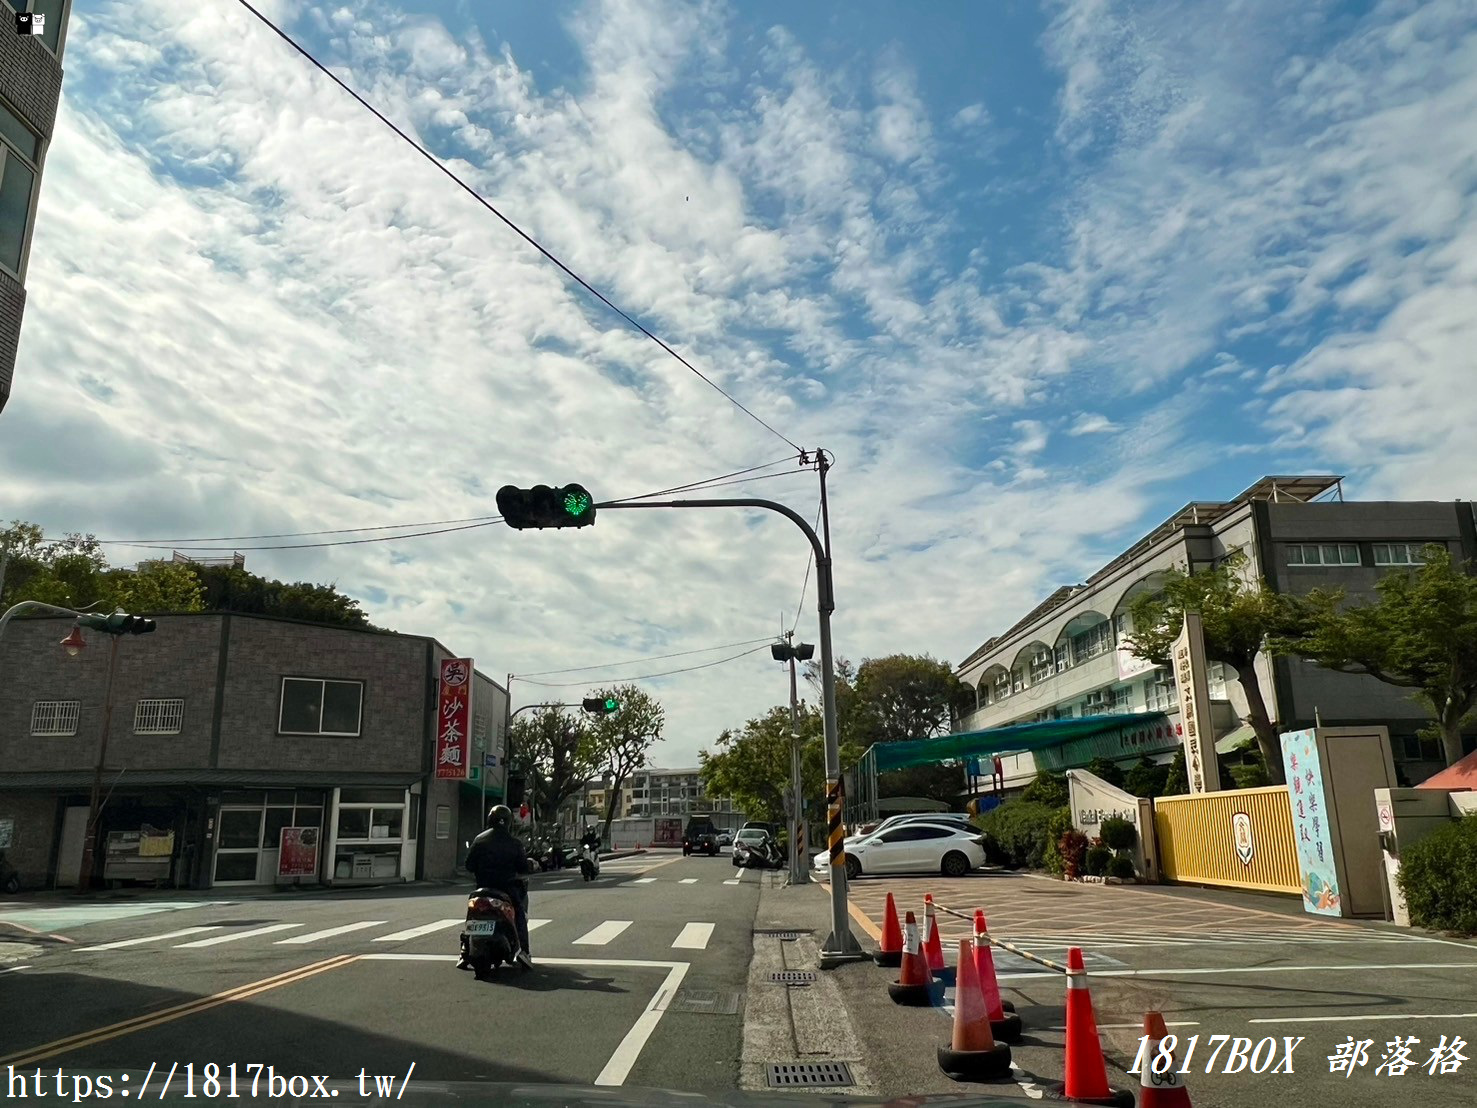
1377,803 -> 1393,832
484,753 -> 498,768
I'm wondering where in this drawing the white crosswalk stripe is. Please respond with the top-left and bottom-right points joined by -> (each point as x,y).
527,918 -> 552,932
176,924 -> 301,948
276,921 -> 386,944
723,879 -> 740,885
679,878 -> 698,884
633,878 -> 657,884
573,920 -> 633,945
80,926 -> 220,951
672,923 -> 714,950
373,919 -> 464,942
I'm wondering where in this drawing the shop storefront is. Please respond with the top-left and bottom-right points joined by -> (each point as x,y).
324,786 -> 420,885
211,789 -> 327,886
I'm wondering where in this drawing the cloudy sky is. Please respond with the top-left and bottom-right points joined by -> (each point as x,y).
5,0 -> 1476,768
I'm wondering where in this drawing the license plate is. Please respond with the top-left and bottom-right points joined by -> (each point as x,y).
464,921 -> 499,934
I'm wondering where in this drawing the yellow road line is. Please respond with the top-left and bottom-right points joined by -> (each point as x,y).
847,899 -> 882,941
2,955 -> 359,1067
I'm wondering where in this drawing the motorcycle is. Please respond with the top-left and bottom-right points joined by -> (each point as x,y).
578,841 -> 601,882
732,835 -> 785,870
460,887 -> 526,979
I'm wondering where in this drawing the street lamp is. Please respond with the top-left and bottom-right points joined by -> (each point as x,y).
772,634 -> 815,885
60,625 -> 86,656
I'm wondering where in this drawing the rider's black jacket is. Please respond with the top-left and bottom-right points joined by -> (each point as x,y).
464,827 -> 532,893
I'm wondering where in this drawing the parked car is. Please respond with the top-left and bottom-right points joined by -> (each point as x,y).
739,820 -> 781,838
833,821 -> 987,880
683,817 -> 720,856
844,812 -> 973,848
716,831 -> 733,847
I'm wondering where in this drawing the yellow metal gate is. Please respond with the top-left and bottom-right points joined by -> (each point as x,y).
1153,786 -> 1301,894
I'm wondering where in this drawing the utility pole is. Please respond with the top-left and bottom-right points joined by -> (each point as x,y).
772,629 -> 813,885
77,635 -> 120,892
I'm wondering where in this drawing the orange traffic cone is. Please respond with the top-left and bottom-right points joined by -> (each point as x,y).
1139,1011 -> 1192,1106
972,911 -> 1021,1043
938,940 -> 1012,1080
873,892 -> 904,968
923,894 -> 947,977
887,911 -> 942,1006
1048,947 -> 1134,1107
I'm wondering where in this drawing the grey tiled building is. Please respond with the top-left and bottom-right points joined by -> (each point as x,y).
0,1 -> 70,416
0,612 -> 507,890
954,477 -> 1477,788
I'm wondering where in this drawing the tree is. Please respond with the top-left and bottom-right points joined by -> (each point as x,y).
876,763 -> 967,806
513,707 -> 602,832
1084,757 -> 1125,789
1124,550 -> 1302,784
803,653 -> 971,751
1276,545 -> 1477,767
1,525 -> 108,611
191,565 -> 379,630
701,705 -> 815,826
1123,756 -> 1169,798
586,684 -> 664,842
1021,770 -> 1069,808
107,561 -> 205,613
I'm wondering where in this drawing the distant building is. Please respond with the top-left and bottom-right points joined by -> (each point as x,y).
954,477 -> 1477,789
0,612 -> 506,890
0,1 -> 72,416
621,766 -> 739,826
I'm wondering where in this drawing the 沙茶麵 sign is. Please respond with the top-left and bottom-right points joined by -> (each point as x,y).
435,657 -> 474,780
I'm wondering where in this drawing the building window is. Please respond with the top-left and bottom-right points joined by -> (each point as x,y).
1028,649 -> 1053,684
30,699 -> 79,736
1054,643 -> 1071,672
1373,543 -> 1428,566
0,96 -> 40,278
1145,670 -> 1177,712
278,677 -> 364,736
992,672 -> 1010,701
133,698 -> 185,735
1011,668 -> 1025,693
1286,543 -> 1360,566
1107,687 -> 1133,714
1081,691 -> 1107,716
1071,621 -> 1113,662
6,2 -> 65,55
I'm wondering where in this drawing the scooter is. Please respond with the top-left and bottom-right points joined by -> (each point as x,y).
733,836 -> 785,870
578,842 -> 601,882
459,887 -> 526,979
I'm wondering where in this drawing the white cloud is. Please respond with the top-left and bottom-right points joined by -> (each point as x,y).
1067,412 -> 1118,435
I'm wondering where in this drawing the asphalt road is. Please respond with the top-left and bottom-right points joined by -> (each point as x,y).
829,868 -> 1477,1108
0,850 -> 761,1097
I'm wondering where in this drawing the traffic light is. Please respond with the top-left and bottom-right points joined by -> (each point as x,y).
78,612 -> 157,636
497,484 -> 597,530
582,697 -> 619,715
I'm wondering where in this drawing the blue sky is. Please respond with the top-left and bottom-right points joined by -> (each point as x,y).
5,0 -> 1476,766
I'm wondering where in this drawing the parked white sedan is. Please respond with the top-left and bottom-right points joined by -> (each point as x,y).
826,821 -> 987,880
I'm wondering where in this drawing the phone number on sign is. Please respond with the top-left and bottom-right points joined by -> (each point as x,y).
5,1063 -> 419,1101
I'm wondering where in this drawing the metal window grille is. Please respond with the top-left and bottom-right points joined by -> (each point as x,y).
31,700 -> 80,736
134,698 -> 185,735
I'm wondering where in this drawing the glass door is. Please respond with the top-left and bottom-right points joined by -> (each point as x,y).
213,807 -> 265,884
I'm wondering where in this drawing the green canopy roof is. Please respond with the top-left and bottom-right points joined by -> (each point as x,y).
868,712 -> 1174,772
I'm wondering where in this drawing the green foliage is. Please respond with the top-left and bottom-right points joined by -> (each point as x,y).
1099,817 -> 1137,852
586,685 -> 665,839
1022,770 -> 1070,808
1124,757 -> 1169,798
1084,757 -> 1125,788
976,802 -> 1060,870
1043,806 -> 1075,875
877,763 -> 967,806
1107,853 -> 1137,880
1163,748 -> 1189,796
1396,816 -> 1477,934
1276,546 -> 1477,767
1058,830 -> 1089,879
1085,844 -> 1113,876
804,653 -> 972,748
701,703 -> 826,826
512,707 -> 603,825
1230,762 -> 1272,789
1124,549 -> 1306,783
192,566 -> 377,630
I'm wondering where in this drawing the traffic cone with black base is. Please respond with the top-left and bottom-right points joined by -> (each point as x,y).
923,894 -> 949,981
1046,947 -> 1135,1107
938,940 -> 1013,1081
1139,1011 -> 1192,1107
888,911 -> 942,1006
972,911 -> 1021,1043
873,892 -> 904,968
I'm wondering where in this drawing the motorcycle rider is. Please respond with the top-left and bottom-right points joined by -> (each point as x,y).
460,804 -> 536,969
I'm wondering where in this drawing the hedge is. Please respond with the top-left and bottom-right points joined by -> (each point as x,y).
1397,815 -> 1477,934
976,802 -> 1064,870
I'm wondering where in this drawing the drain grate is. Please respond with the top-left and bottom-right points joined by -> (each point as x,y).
754,929 -> 808,940
765,1063 -> 854,1089
769,970 -> 816,985
665,989 -> 742,1015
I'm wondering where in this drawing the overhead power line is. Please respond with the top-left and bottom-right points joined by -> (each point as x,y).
230,0 -> 802,454
516,643 -> 772,687
790,499 -> 823,636
514,635 -> 774,677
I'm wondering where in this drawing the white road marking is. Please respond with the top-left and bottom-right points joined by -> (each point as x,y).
679,879 -> 698,885
633,878 -> 657,885
574,920 -> 633,946
1249,1011 -> 1477,1024
527,918 -> 552,932
671,923 -> 714,950
723,879 -> 740,886
175,924 -> 301,947
79,927 -> 219,951
275,921 -> 386,944
547,879 -> 574,886
994,961 -> 1477,981
373,919 -> 464,942
355,952 -> 690,1089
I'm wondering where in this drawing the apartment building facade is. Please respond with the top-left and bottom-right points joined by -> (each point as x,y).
0,1 -> 71,416
954,477 -> 1477,789
0,612 -> 506,890
621,766 -> 740,826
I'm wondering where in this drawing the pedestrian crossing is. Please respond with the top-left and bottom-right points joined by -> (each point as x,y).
70,913 -> 722,955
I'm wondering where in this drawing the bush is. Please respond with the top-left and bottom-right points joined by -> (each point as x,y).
1163,749 -> 1189,796
1099,817 -> 1137,852
977,802 -> 1061,870
1124,756 -> 1169,798
1022,771 -> 1070,809
1084,757 -> 1126,789
1058,830 -> 1089,879
1085,844 -> 1112,876
1043,806 -> 1075,875
1107,853 -> 1137,880
1397,816 -> 1477,934
1230,762 -> 1272,789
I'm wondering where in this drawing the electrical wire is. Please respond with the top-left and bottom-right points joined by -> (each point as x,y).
92,512 -> 504,546
515,643 -> 772,687
514,635 -> 774,677
230,0 -> 803,455
789,500 -> 823,635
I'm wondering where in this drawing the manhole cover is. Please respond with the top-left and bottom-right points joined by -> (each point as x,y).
765,1063 -> 854,1088
666,989 -> 742,1015
769,971 -> 816,985
754,929 -> 808,940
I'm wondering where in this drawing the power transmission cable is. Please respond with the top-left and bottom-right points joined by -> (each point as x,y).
516,643 -> 772,687
789,499 -> 823,636
230,0 -> 802,454
515,635 -> 774,677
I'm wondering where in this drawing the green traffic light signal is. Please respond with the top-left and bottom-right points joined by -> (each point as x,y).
562,487 -> 593,519
498,483 -> 597,530
603,697 -> 618,713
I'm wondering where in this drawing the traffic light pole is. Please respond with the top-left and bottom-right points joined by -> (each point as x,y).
594,490 -> 866,964
77,635 -> 120,892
